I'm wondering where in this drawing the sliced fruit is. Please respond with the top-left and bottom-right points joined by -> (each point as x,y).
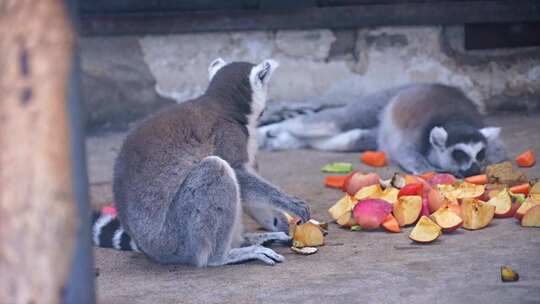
336,211 -> 356,227
328,194 -> 356,220
360,151 -> 387,167
509,183 -> 530,196
321,162 -> 353,173
290,246 -> 318,255
428,173 -> 457,186
398,183 -> 424,197
324,175 -> 348,189
431,205 -> 463,232
292,222 -> 324,247
342,172 -> 380,195
514,197 -> 540,221
437,182 -> 485,202
521,205 -> 540,227
501,266 -> 519,282
515,149 -> 536,167
418,171 -> 436,181
464,174 -> 487,185
381,214 -> 400,233
354,184 -> 383,201
421,197 -> 430,217
461,199 -> 495,230
486,188 -> 513,218
531,181 -> 540,201
393,195 -> 422,226
352,199 -> 392,230
409,216 -> 442,243
427,187 -> 450,213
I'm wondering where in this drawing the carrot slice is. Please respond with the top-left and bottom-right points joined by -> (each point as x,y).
360,151 -> 387,167
382,214 -> 400,233
516,149 -> 536,167
464,174 -> 488,185
509,183 -> 530,196
324,175 -> 348,189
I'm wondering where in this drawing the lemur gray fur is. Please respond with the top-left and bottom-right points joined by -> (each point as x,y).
92,59 -> 311,267
259,84 -> 507,177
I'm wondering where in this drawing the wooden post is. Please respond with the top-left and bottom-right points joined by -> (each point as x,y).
0,1 -> 77,303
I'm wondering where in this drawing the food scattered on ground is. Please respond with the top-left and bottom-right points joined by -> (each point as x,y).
509,182 -> 530,195
461,199 -> 495,230
360,151 -> 387,167
431,205 -> 463,232
342,172 -> 380,195
486,161 -> 528,186
381,214 -> 400,233
501,266 -> 519,282
515,149 -> 536,168
352,199 -> 392,230
521,205 -> 540,227
290,221 -> 325,248
409,216 -> 442,243
393,195 -> 422,226
290,246 -> 318,255
487,189 -> 513,218
464,174 -> 488,185
321,162 -> 353,173
324,175 -> 349,189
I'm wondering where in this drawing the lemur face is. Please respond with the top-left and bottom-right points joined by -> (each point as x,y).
429,126 -> 501,177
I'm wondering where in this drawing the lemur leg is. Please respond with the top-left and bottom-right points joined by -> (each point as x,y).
235,167 -> 311,233
137,156 -> 283,266
243,232 -> 291,246
309,128 -> 378,152
394,148 -> 438,175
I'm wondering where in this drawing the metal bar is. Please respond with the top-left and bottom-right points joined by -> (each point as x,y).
80,1 -> 540,36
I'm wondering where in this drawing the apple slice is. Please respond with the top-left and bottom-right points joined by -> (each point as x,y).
461,199 -> 495,230
486,189 -> 513,218
431,205 -> 463,232
427,187 -> 449,213
409,216 -> 442,243
336,211 -> 356,227
342,172 -> 380,195
427,173 -> 457,186
521,205 -> 540,227
447,203 -> 461,217
328,195 -> 356,220
352,199 -> 392,230
531,181 -> 540,201
514,197 -> 540,221
378,187 -> 399,205
382,214 -> 400,233
398,183 -> 424,197
393,195 -> 422,226
354,184 -> 383,201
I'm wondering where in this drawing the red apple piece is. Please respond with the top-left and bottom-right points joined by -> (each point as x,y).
393,195 -> 422,226
431,205 -> 463,232
428,173 -> 457,185
409,216 -> 442,243
328,195 -> 356,220
521,205 -> 540,227
352,199 -> 392,230
342,172 -> 380,196
461,199 -> 495,230
487,189 -> 513,218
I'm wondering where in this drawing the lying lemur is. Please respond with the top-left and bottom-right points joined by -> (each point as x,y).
259,84 -> 507,177
92,59 -> 311,266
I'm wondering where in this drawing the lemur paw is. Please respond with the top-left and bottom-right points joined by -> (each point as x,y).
253,245 -> 285,265
286,197 -> 311,223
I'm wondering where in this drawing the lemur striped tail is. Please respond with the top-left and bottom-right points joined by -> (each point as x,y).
92,210 -> 139,252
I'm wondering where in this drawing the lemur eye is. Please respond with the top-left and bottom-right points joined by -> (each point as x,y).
452,149 -> 469,163
476,148 -> 486,161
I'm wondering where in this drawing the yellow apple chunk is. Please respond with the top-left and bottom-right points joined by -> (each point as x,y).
521,205 -> 540,227
292,222 -> 324,248
514,197 -> 540,220
486,189 -> 512,218
461,199 -> 495,230
409,216 -> 442,243
393,195 -> 422,226
431,205 -> 463,232
336,211 -> 356,227
328,195 -> 356,220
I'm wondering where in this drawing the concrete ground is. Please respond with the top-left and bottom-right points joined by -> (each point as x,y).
88,113 -> 540,304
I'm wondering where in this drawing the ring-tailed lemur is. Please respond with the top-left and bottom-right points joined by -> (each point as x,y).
92,59 -> 311,266
259,84 -> 507,177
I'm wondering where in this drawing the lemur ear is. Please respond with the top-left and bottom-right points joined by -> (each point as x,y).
252,59 -> 279,86
479,127 -> 501,142
208,58 -> 227,81
430,127 -> 448,149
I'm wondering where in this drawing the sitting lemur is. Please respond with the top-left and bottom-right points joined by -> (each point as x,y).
92,59 -> 311,266
259,84 -> 507,177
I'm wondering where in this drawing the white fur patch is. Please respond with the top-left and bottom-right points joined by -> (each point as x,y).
92,214 -> 114,245
113,228 -> 124,250
208,58 -> 227,81
452,142 -> 485,170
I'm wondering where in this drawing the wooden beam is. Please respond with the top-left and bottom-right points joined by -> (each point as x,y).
0,1 -> 77,303
80,1 -> 540,36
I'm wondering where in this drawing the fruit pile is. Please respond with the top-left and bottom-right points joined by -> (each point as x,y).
327,161 -> 540,243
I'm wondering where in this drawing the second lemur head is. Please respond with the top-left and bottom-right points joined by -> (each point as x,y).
206,58 -> 279,122
427,122 -> 502,177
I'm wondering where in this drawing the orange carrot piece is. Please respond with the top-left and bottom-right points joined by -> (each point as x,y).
464,174 -> 488,185
382,214 -> 400,233
360,151 -> 387,167
516,149 -> 536,167
324,175 -> 348,189
418,171 -> 436,181
509,183 -> 530,195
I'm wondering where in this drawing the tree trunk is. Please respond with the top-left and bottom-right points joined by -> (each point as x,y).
0,0 -> 76,303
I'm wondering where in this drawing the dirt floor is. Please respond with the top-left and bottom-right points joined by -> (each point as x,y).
88,113 -> 540,304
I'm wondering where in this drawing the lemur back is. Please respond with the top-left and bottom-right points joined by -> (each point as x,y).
93,59 -> 311,266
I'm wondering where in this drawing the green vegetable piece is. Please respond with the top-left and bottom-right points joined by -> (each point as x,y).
350,225 -> 363,231
321,162 -> 353,173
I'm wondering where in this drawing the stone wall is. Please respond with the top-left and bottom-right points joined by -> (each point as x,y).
81,26 -> 540,132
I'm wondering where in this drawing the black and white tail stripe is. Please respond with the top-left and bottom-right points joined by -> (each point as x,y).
92,211 -> 139,252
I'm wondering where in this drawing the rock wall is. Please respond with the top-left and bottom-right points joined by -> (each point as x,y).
81,26 -> 540,132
